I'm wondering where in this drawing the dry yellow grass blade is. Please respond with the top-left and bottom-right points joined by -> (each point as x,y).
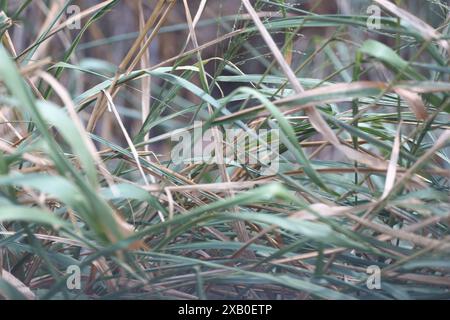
381,123 -> 402,200
102,89 -> 150,187
0,140 -> 51,166
183,0 -> 254,246
292,203 -> 349,221
394,88 -> 427,120
273,214 -> 449,265
137,1 -> 152,164
240,1 -> 436,172
390,129 -> 450,194
1,270 -> 36,300
375,0 -> 449,53
87,0 -> 174,131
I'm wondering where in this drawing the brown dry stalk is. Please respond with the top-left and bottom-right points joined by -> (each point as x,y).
87,0 -> 174,132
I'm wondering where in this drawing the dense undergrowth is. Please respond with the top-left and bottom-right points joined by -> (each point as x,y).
0,0 -> 449,300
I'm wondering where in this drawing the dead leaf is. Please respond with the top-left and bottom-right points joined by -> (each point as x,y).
395,88 -> 427,120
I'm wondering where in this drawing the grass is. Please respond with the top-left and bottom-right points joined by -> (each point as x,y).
0,0 -> 449,300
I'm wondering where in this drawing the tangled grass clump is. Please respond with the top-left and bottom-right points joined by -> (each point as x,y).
0,0 -> 449,300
